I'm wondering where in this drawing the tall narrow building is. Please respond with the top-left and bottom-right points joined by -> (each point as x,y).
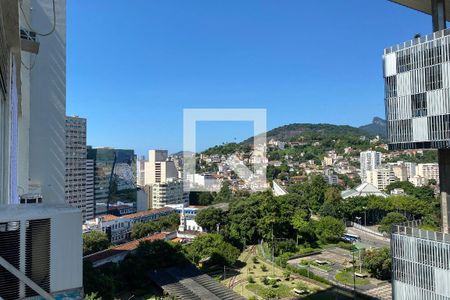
86,158 -> 95,220
65,116 -> 88,221
384,1 -> 450,299
359,150 -> 382,182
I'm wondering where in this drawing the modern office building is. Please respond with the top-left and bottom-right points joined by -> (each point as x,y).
87,147 -> 137,216
0,1 -> 83,299
385,1 -> 450,299
65,116 -> 89,221
360,151 -> 382,182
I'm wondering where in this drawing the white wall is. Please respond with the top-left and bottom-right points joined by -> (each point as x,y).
28,0 -> 66,204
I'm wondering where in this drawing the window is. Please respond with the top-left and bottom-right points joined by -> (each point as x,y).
411,93 -> 427,117
425,65 -> 443,91
385,75 -> 397,98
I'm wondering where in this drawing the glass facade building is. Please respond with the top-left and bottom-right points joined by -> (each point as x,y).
87,147 -> 137,216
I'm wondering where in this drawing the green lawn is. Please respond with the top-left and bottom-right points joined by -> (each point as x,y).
335,270 -> 370,286
246,283 -> 292,298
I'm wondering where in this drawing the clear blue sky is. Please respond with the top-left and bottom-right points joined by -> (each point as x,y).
67,0 -> 434,156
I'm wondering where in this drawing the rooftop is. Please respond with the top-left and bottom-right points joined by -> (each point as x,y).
392,220 -> 450,244
84,232 -> 169,264
384,28 -> 450,54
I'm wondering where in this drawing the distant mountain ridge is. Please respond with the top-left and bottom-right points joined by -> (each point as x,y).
200,118 -> 386,154
359,117 -> 387,139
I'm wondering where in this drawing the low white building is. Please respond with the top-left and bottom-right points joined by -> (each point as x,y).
341,182 -> 388,199
83,207 -> 176,244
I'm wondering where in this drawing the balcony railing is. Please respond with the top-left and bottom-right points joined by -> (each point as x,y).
392,219 -> 450,244
384,28 -> 450,55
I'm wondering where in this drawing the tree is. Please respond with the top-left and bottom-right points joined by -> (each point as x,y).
195,207 -> 226,232
314,216 -> 345,243
85,293 -> 102,300
83,262 -> 116,300
131,222 -> 159,239
185,233 -> 240,266
215,181 -> 233,203
83,231 -> 111,256
363,248 -> 392,280
225,194 -> 262,244
378,212 -> 407,233
319,187 -> 344,218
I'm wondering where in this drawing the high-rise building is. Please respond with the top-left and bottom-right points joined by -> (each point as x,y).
65,116 -> 88,221
87,147 -> 137,216
86,158 -> 95,220
366,166 -> 397,190
136,155 -> 146,187
0,1 -> 82,298
143,150 -> 187,209
417,163 -> 440,183
144,150 -> 178,185
360,151 -> 382,182
384,1 -> 450,299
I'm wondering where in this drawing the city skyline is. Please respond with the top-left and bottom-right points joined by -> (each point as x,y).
67,0 -> 437,155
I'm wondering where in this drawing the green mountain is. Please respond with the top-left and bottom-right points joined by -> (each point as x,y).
359,117 -> 387,138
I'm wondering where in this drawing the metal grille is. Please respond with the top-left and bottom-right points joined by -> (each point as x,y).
0,221 -> 20,300
25,219 -> 50,297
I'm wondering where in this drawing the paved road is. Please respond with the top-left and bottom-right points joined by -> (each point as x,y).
346,227 -> 390,248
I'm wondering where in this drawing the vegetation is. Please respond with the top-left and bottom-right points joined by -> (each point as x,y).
83,231 -> 110,256
362,248 -> 392,280
130,213 -> 180,239
314,216 -> 345,243
378,212 -> 407,234
335,269 -> 370,286
185,233 -> 240,266
195,207 -> 227,232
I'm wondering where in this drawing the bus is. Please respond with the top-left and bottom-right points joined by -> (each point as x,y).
342,233 -> 360,242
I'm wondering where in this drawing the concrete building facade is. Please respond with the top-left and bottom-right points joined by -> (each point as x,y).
0,1 -> 83,299
360,151 -> 382,182
65,116 -> 88,221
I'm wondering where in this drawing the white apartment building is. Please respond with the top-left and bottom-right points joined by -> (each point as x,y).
409,175 -> 429,187
65,116 -> 88,221
360,151 -> 382,182
392,164 -> 408,181
366,166 -> 397,190
0,1 -> 83,299
148,179 -> 188,209
416,163 -> 440,183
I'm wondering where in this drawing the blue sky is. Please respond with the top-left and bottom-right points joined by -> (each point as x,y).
67,0 -> 433,156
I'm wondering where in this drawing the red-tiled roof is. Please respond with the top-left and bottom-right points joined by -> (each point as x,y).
84,232 -> 168,264
100,214 -> 119,222
123,207 -> 174,220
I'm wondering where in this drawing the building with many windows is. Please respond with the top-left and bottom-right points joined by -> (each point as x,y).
65,116 -> 89,221
83,207 -> 175,244
360,151 -> 382,182
416,162 -> 440,183
87,147 -> 137,216
385,1 -> 450,299
366,166 -> 397,190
